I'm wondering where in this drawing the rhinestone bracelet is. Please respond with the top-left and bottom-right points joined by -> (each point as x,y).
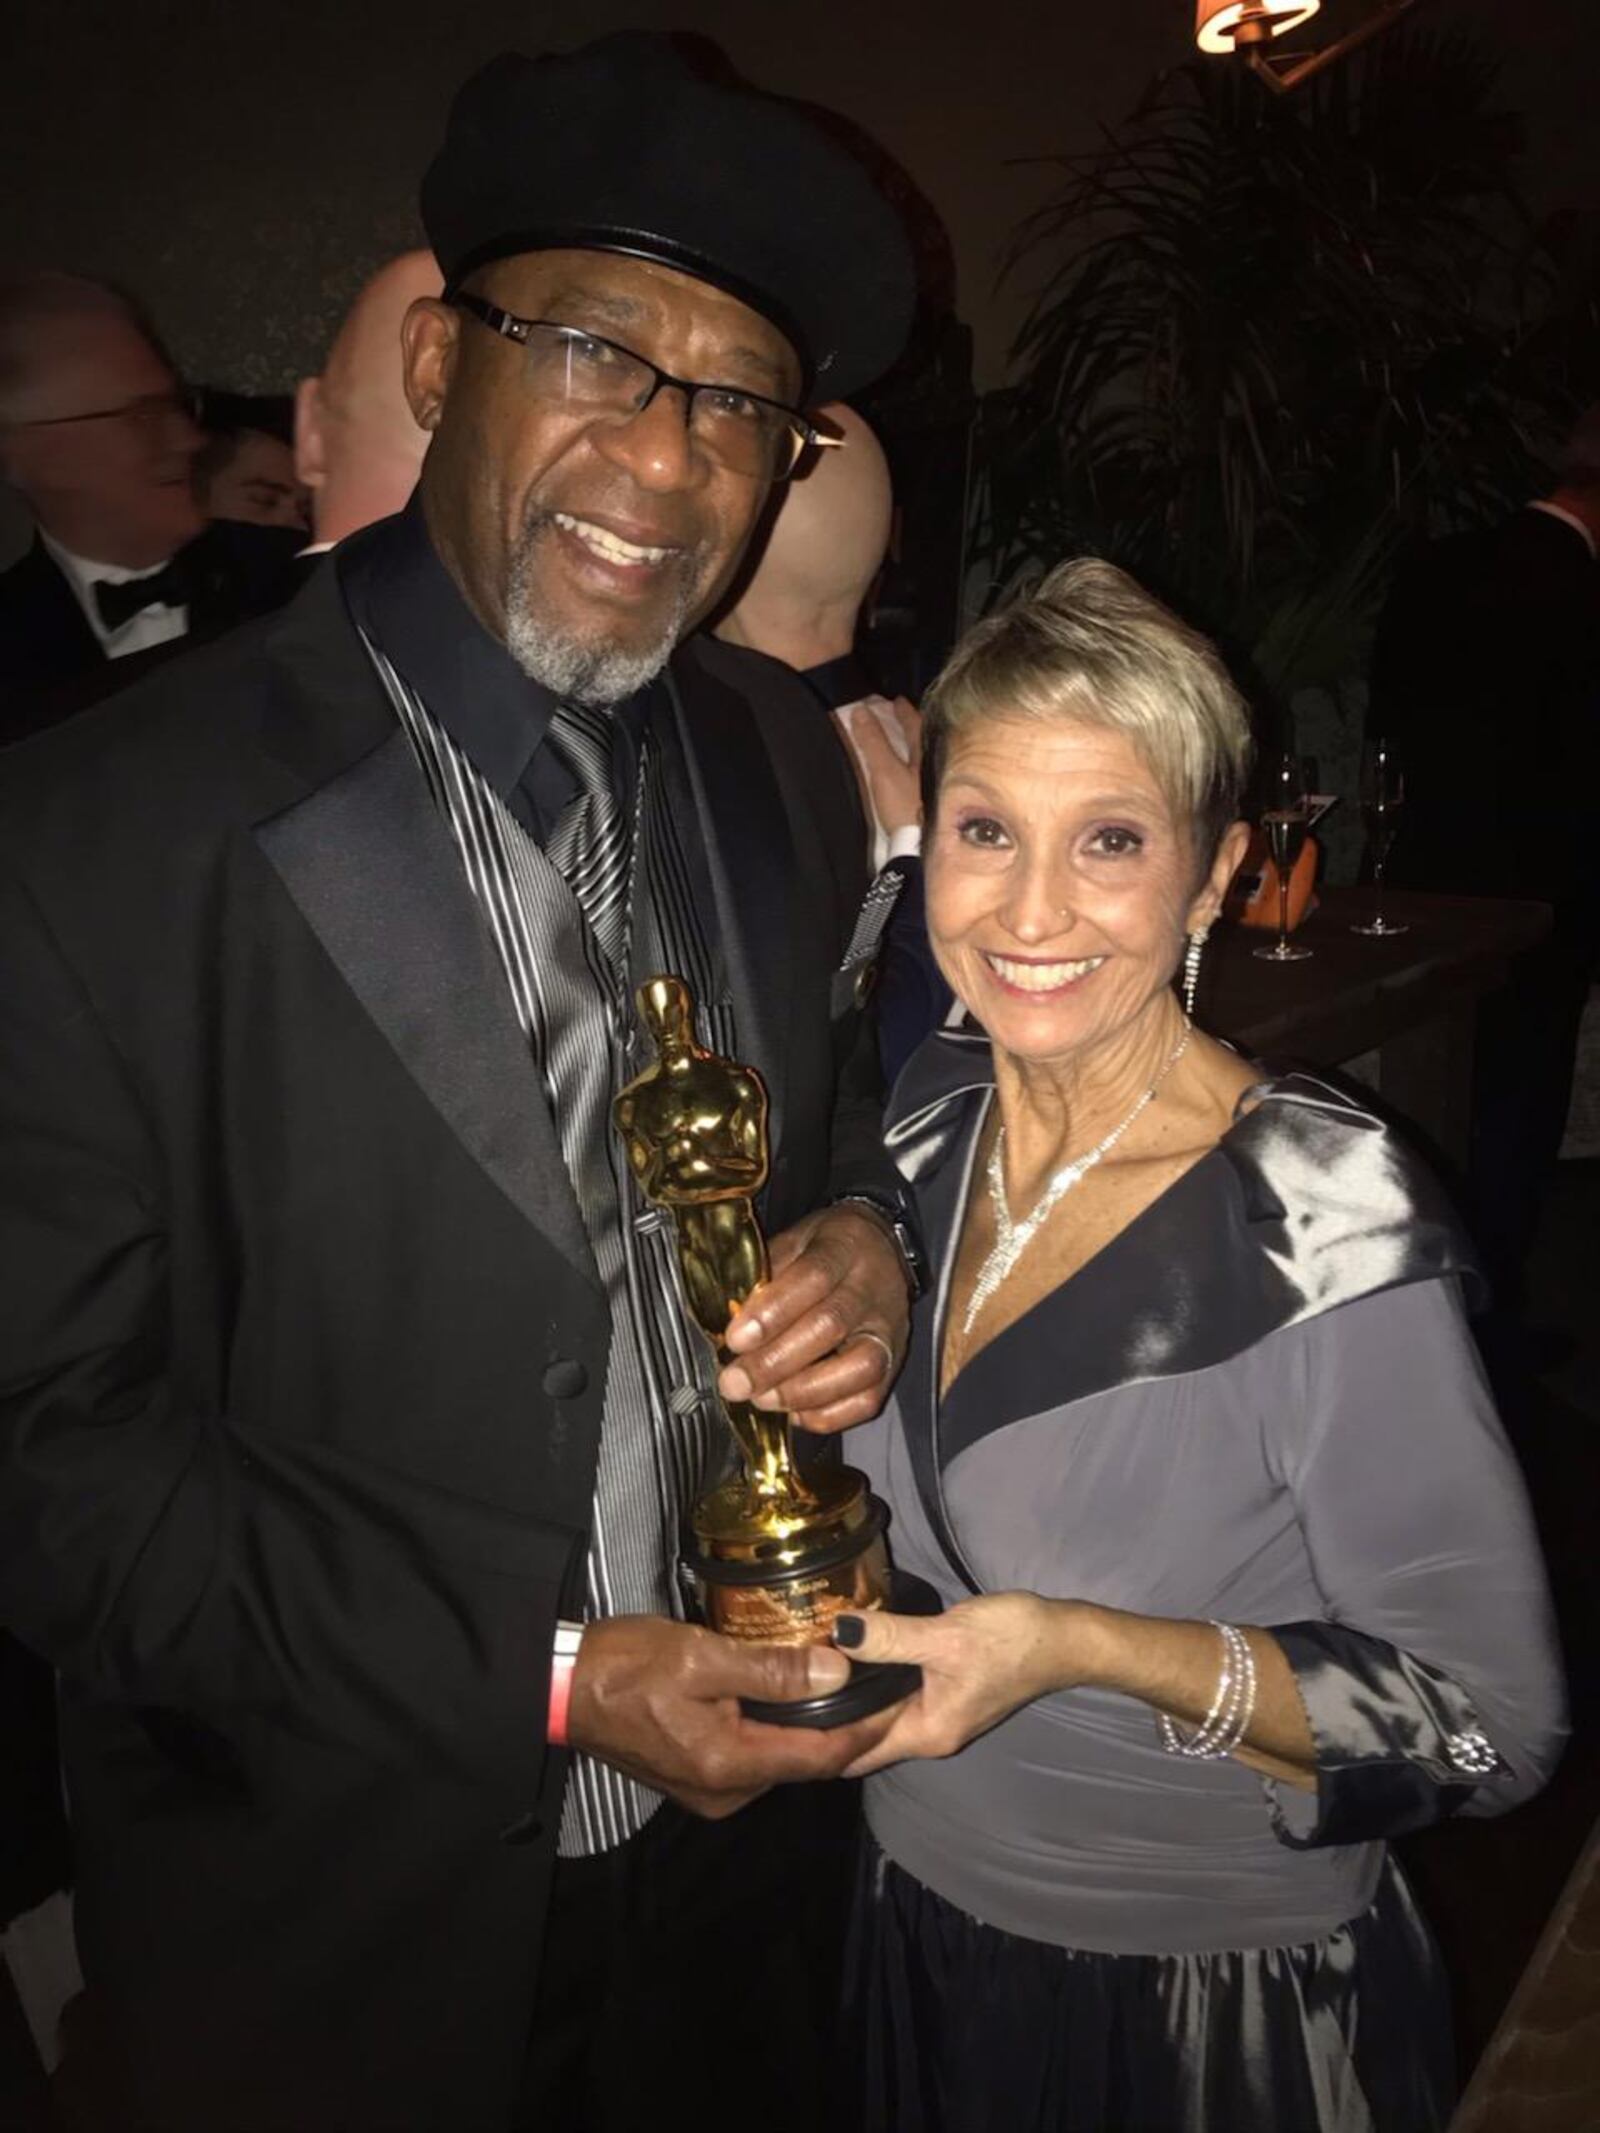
1159,1622 -> 1258,1759
1159,1623 -> 1246,1757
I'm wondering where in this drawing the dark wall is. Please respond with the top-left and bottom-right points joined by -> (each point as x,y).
3,0 -> 1594,450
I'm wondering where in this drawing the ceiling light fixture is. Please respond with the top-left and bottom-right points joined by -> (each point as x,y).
1196,0 -> 1428,93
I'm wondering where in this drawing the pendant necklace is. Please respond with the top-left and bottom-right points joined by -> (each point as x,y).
963,1018 -> 1193,1335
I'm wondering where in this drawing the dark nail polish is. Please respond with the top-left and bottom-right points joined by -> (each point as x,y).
833,1614 -> 865,1650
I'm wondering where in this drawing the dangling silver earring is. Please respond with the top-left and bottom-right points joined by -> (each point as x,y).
1182,926 -> 1209,1021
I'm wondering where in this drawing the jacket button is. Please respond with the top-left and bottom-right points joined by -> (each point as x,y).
543,1358 -> 588,1399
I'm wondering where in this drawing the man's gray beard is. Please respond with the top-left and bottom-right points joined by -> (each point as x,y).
502,516 -> 699,707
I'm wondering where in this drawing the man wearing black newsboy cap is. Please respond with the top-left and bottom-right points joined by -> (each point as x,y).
0,33 -> 920,2131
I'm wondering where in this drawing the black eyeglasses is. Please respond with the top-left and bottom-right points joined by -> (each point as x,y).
8,387 -> 200,434
452,294 -> 836,482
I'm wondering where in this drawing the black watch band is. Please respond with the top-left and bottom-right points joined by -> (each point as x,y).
833,1190 -> 928,1301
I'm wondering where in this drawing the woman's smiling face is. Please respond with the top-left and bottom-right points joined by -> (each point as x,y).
926,712 -> 1227,1069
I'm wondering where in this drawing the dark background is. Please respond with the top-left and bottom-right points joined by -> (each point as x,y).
5,0 -> 1596,400
10,0 -> 1591,668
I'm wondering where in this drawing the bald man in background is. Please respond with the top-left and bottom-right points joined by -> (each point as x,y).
294,250 -> 441,549
717,402 -> 951,1076
719,402 -> 916,867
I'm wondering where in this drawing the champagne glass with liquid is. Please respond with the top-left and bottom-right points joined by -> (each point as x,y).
1253,752 -> 1316,963
1351,737 -> 1408,937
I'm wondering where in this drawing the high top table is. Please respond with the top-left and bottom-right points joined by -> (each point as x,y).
1204,886 -> 1551,1167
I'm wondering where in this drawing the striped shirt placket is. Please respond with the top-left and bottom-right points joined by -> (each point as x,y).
361,637 -> 734,1855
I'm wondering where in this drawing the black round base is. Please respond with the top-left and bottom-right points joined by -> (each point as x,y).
738,1570 -> 943,1731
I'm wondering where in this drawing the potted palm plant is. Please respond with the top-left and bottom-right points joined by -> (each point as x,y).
971,26 -> 1597,748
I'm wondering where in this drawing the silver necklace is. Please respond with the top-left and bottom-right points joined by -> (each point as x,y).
963,1019 -> 1193,1334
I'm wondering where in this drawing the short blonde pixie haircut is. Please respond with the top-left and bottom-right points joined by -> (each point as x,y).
922,557 -> 1254,867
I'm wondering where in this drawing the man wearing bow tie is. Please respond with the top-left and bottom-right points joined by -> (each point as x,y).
0,273 -> 300,746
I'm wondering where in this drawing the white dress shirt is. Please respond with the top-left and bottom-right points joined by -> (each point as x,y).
41,533 -> 190,660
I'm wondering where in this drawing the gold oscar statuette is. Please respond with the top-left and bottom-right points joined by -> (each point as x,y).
614,974 -> 927,1726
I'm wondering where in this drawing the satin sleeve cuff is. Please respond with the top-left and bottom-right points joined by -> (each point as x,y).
1264,1619 -> 1507,1848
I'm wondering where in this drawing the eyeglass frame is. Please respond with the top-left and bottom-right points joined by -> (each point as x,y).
450,292 -> 840,481
5,385 -> 202,433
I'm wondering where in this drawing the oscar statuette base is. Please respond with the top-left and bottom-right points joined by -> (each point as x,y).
737,1568 -> 942,1729
683,1468 -> 940,1729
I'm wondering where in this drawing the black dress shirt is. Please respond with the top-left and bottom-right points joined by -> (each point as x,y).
337,500 -> 651,841
799,650 -> 877,716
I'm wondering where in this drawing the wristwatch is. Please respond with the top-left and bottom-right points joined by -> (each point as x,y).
833,1190 -> 928,1301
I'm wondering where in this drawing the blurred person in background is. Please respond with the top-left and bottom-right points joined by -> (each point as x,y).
192,389 -> 307,531
1370,406 -> 1600,1319
0,274 -> 301,742
295,249 -> 441,551
718,400 -> 950,1076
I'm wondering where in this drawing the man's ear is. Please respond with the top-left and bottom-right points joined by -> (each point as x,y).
400,297 -> 458,434
293,377 -> 325,491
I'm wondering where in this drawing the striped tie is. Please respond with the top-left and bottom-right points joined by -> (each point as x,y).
545,702 -> 631,971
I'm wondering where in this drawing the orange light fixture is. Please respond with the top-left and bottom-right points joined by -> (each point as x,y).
1196,0 -> 1320,53
1198,0 -> 1426,92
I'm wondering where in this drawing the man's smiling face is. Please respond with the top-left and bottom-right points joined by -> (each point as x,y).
403,249 -> 801,704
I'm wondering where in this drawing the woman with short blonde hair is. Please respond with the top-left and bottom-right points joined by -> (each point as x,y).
832,558 -> 1565,2132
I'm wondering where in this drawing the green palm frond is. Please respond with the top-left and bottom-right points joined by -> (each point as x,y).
970,28 -> 1600,711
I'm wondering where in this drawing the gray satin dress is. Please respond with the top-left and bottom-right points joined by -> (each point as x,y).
848,1036 -> 1568,2133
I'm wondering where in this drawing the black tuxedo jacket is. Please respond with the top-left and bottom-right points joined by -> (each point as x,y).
0,562 -> 896,2128
0,522 -> 305,747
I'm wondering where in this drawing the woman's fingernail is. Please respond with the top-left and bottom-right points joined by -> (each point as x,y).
832,1614 -> 866,1650
725,1315 -> 760,1353
720,1367 -> 751,1403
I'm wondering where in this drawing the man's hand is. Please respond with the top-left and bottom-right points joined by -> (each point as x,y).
717,1203 -> 910,1433
566,1616 -> 895,1818
835,696 -> 922,839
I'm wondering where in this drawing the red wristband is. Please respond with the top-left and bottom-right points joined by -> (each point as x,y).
548,1621 -> 584,1747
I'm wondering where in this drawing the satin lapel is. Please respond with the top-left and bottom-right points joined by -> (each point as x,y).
664,662 -> 796,1153
935,1070 -> 1484,1472
900,1087 -> 988,1595
254,726 -> 600,1289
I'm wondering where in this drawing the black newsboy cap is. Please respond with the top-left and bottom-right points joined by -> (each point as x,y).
421,33 -> 915,400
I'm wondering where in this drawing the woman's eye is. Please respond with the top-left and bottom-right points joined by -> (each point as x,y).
957,815 -> 1009,849
1089,825 -> 1144,857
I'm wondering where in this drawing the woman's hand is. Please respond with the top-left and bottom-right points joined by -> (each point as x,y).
832,1593 -> 1095,1776
836,1596 -> 1318,1787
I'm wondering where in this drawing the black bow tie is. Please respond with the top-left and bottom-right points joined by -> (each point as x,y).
94,556 -> 193,632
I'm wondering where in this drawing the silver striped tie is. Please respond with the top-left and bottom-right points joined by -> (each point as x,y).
545,702 -> 631,971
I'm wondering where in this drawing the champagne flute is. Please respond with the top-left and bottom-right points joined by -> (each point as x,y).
1351,737 -> 1408,937
1253,751 -> 1316,963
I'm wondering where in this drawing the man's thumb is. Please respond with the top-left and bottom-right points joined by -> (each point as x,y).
732,1637 -> 852,1704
